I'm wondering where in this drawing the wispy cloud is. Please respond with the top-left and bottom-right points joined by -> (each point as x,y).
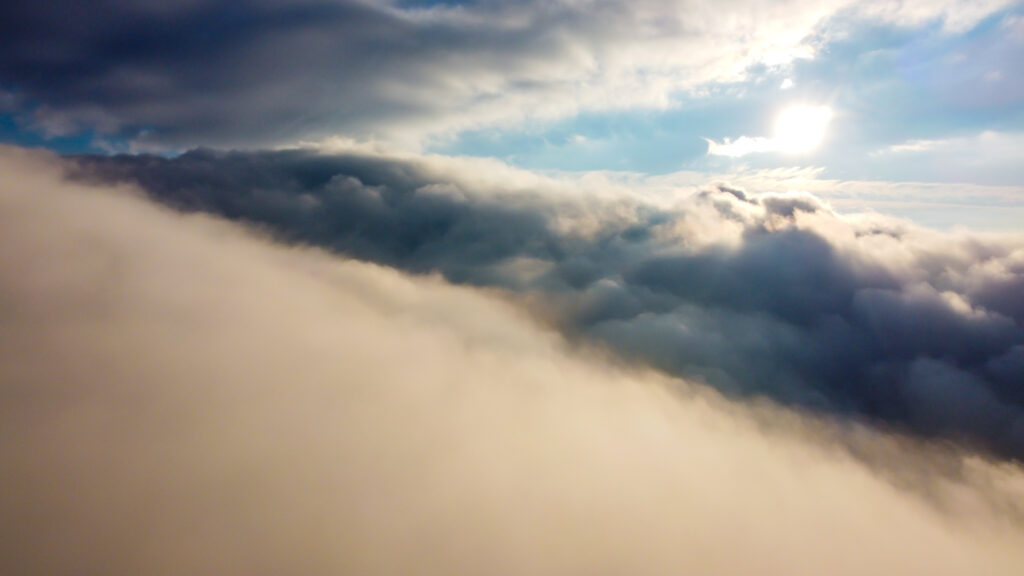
705,135 -> 780,157
864,131 -> 1024,185
876,130 -> 1017,155
848,0 -> 1017,33
706,104 -> 833,157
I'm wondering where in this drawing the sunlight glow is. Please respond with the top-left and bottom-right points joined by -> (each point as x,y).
774,105 -> 832,154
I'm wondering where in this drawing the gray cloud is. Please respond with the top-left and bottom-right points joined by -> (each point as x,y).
1,0 -> 1009,148
68,146 -> 1024,459
4,144 -> 1024,575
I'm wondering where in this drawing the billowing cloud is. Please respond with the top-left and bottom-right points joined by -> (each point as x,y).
4,145 -> 1024,575
687,167 -> 1024,230
0,0 -> 1013,149
69,145 -> 1024,459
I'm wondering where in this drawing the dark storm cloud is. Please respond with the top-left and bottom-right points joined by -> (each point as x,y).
70,147 -> 1024,459
0,0 -> 645,146
1,0 -> 454,144
8,0 -> 996,148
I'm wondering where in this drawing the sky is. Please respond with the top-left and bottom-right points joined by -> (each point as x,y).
2,1 -> 1023,228
2,1 -> 1024,574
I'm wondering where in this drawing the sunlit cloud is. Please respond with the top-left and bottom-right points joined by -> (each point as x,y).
1,0 -> 1023,569
0,0 -> 1014,149
68,144 -> 1024,459
848,0 -> 1018,33
4,145 -> 1024,576
863,131 -> 1024,185
707,104 -> 833,157
876,130 -> 1013,155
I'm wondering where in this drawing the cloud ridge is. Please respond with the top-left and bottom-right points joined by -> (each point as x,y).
70,146 -> 1024,459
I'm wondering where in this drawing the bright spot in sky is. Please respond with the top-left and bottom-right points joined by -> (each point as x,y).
774,104 -> 832,154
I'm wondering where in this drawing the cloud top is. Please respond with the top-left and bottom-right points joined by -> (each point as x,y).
70,146 -> 1024,460
3,144 -> 1024,575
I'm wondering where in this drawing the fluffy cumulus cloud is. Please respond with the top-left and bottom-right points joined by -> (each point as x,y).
5,145 -> 1024,575
69,145 -> 1024,459
0,0 -> 1014,148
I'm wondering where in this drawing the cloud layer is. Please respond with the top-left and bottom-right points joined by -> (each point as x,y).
0,0 -> 1013,148
70,146 -> 1024,459
4,144 -> 1024,575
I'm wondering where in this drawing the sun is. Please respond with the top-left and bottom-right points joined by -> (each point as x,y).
774,104 -> 832,154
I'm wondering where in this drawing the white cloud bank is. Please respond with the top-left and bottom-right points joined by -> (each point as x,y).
3,145 -> 1024,574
